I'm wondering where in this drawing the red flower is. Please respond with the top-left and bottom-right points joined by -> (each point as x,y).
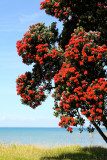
88,117 -> 92,121
84,71 -> 88,75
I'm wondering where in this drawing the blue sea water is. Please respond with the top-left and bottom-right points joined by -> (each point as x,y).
0,127 -> 106,148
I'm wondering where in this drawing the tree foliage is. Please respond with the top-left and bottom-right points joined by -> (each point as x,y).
16,0 -> 107,142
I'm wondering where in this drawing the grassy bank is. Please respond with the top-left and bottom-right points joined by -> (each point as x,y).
0,144 -> 107,160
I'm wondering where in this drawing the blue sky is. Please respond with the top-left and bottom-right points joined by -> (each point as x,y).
0,0 -> 63,127
0,0 -> 89,127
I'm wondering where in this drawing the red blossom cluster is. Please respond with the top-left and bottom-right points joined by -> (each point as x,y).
40,0 -> 72,21
35,43 -> 49,64
65,30 -> 107,64
35,44 -> 63,65
52,30 -> 107,132
81,78 -> 107,121
16,23 -> 55,65
16,72 -> 46,109
59,117 -> 76,133
16,23 -> 63,107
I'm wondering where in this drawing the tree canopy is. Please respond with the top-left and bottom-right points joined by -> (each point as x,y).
16,0 -> 107,142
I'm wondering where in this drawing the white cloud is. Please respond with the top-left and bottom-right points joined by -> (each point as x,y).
0,114 -> 57,122
19,12 -> 44,24
0,22 -> 27,32
0,114 -> 59,127
0,28 -> 26,32
0,115 -> 7,121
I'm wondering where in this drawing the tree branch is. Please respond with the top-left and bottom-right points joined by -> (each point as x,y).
91,121 -> 107,143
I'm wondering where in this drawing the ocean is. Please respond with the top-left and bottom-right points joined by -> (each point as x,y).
0,127 -> 106,148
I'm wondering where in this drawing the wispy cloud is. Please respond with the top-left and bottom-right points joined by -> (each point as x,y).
0,115 -> 7,121
0,11 -> 62,33
0,114 -> 57,122
0,23 -> 28,32
0,12 -> 44,33
0,28 -> 27,32
0,114 -> 59,127
19,12 -> 44,24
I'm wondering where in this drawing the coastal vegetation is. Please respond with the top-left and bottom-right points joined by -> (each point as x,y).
0,144 -> 107,160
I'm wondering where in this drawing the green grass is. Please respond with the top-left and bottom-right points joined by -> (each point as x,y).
0,143 -> 107,160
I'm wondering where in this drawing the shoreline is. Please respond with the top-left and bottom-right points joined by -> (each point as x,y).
0,127 -> 106,148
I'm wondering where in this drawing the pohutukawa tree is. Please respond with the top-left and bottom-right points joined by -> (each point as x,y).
16,0 -> 107,143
